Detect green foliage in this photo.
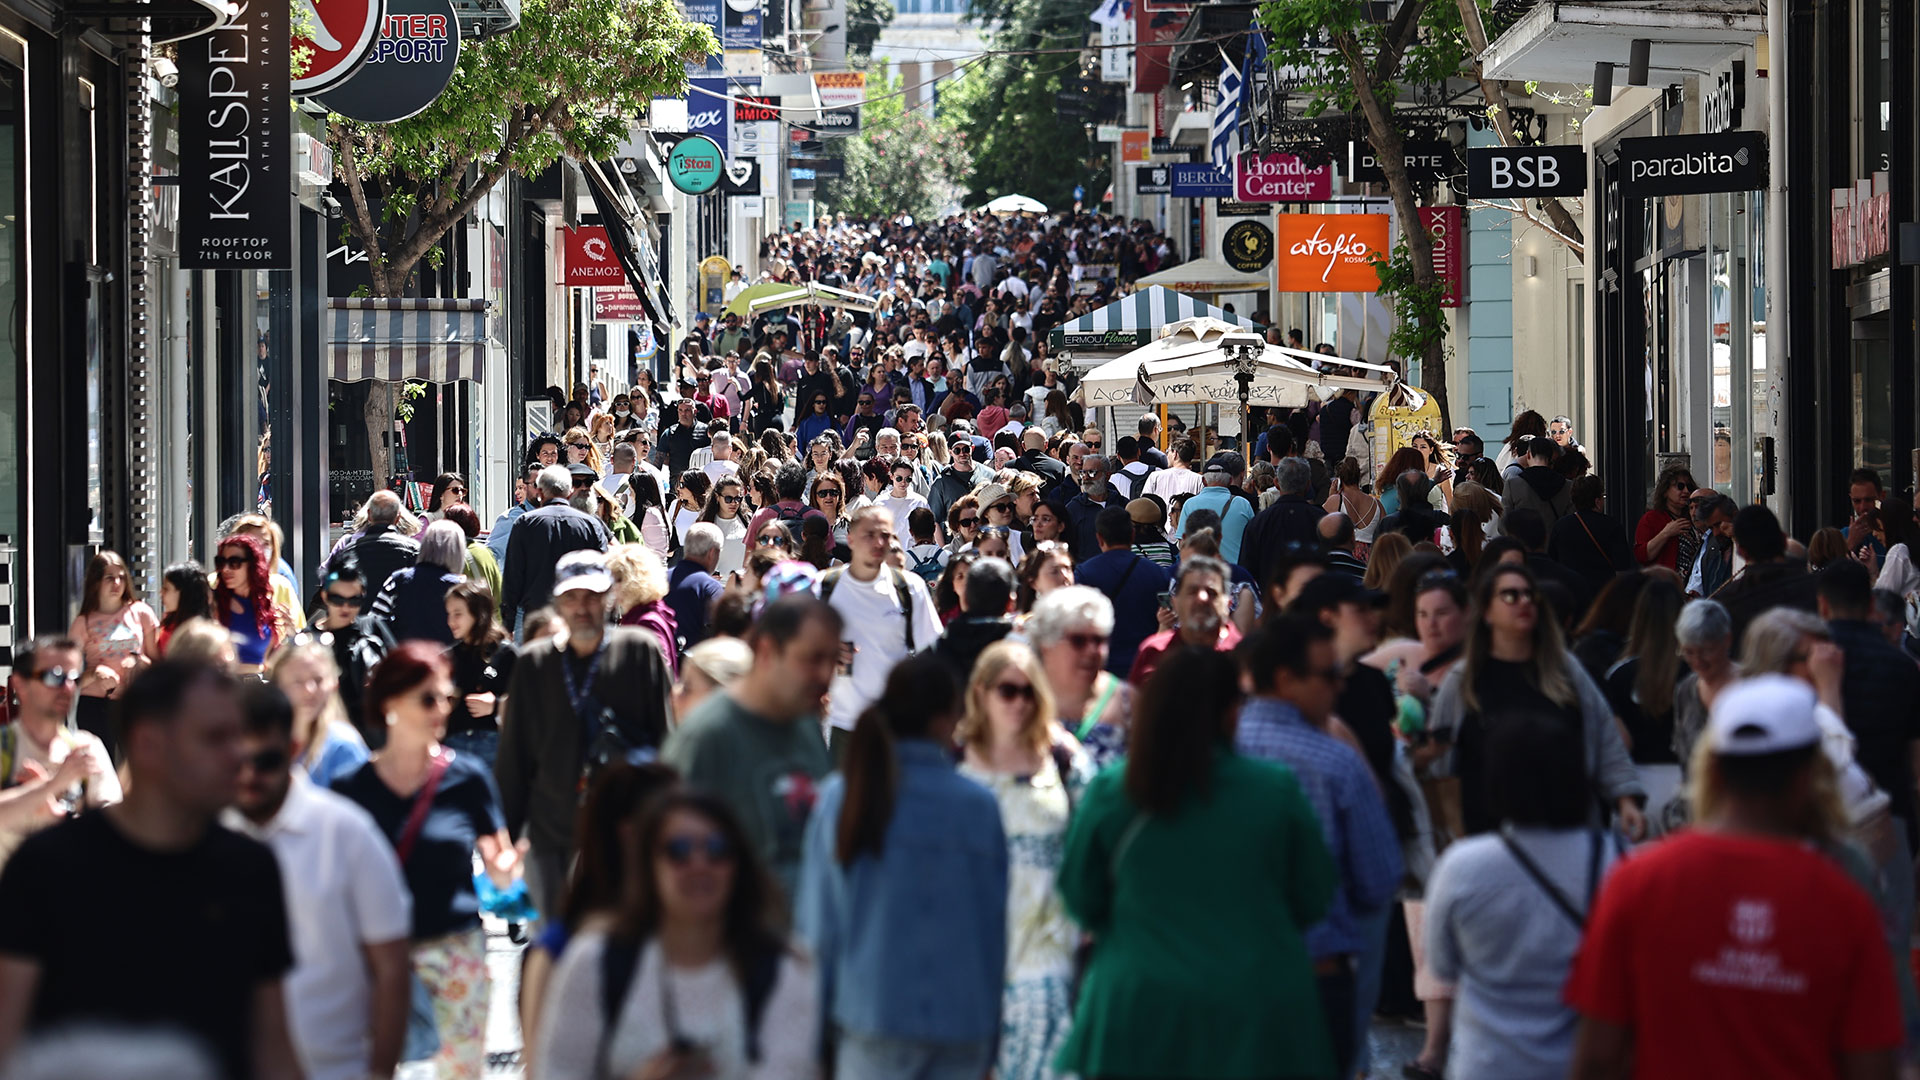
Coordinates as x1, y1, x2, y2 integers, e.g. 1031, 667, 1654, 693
845, 0, 894, 59
289, 0, 315, 80
1370, 237, 1451, 370
394, 380, 431, 423
329, 0, 715, 295
1258, 0, 1465, 125
820, 73, 970, 221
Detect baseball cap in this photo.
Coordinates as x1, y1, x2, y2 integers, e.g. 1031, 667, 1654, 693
567, 463, 599, 484
1289, 572, 1387, 613
1126, 498, 1164, 526
1707, 675, 1821, 757
1204, 451, 1246, 477
552, 550, 614, 595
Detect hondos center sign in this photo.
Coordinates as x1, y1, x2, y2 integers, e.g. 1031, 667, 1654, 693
1235, 152, 1332, 202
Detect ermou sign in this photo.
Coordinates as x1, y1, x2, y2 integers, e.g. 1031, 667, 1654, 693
1235, 152, 1332, 202
1274, 214, 1389, 292
1618, 130, 1767, 197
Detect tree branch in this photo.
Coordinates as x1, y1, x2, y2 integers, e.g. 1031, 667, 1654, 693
1454, 0, 1585, 259
332, 128, 388, 294
1467, 197, 1587, 257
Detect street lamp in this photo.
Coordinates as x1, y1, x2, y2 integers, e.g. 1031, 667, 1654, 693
1218, 330, 1265, 451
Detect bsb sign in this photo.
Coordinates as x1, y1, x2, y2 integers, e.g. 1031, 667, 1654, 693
1236, 152, 1332, 201
1617, 130, 1767, 197
1273, 214, 1389, 292
1465, 145, 1587, 199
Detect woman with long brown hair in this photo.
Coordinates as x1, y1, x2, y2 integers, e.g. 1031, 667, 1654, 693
70, 549, 159, 753
441, 580, 516, 770
1426, 563, 1647, 839
795, 653, 1007, 1076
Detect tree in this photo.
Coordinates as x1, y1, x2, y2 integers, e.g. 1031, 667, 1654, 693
820, 73, 971, 221
845, 0, 894, 60
1259, 0, 1465, 427
327, 0, 715, 298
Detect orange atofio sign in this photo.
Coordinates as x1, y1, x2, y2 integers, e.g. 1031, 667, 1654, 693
1273, 214, 1391, 292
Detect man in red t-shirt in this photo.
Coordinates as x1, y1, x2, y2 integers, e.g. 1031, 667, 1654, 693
1127, 555, 1240, 685
1566, 675, 1903, 1080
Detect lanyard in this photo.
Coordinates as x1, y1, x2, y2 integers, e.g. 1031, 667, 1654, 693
560, 637, 609, 725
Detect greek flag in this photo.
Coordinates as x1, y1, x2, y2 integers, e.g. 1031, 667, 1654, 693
1089, 0, 1130, 28
1210, 51, 1243, 171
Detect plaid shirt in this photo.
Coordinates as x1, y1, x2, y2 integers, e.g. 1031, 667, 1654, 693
1235, 697, 1404, 958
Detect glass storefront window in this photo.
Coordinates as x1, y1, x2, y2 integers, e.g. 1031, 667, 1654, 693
0, 48, 18, 548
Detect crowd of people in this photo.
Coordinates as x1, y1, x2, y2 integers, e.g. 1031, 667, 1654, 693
0, 210, 1917, 1080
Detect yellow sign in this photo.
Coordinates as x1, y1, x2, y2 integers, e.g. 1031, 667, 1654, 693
699, 255, 734, 316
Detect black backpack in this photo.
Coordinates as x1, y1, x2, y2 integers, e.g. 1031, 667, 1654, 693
773, 503, 811, 526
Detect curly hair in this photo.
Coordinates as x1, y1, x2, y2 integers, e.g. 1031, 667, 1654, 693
214, 532, 277, 639
607, 542, 670, 613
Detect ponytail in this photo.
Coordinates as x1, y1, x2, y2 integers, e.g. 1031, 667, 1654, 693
833, 654, 958, 867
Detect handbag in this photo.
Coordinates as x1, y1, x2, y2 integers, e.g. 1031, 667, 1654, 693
395, 750, 453, 1064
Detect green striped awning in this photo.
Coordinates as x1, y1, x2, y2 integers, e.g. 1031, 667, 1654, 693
1048, 286, 1253, 355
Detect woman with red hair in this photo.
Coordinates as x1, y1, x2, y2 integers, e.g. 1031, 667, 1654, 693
212, 532, 291, 674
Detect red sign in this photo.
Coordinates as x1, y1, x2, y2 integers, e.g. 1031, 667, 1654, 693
1235, 153, 1333, 202
592, 287, 649, 322
292, 0, 387, 93
1131, 0, 1192, 95
1274, 214, 1391, 292
1420, 206, 1463, 308
734, 95, 778, 122
565, 226, 625, 287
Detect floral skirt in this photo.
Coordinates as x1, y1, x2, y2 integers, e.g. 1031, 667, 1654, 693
999, 973, 1073, 1080
413, 927, 490, 1080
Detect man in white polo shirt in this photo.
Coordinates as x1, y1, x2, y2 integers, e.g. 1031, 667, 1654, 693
225, 683, 411, 1080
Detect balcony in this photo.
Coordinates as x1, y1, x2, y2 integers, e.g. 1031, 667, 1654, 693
1481, 0, 1763, 85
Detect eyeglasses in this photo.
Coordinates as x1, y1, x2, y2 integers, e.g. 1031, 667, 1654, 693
992, 681, 1036, 703
661, 832, 735, 866
721, 494, 744, 504
1063, 632, 1108, 651
1495, 587, 1536, 606
243, 748, 289, 773
26, 666, 79, 688
568, 442, 592, 452
215, 555, 250, 570
323, 591, 361, 607
758, 534, 789, 547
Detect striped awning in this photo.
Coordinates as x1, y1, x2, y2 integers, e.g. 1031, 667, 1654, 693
1048, 286, 1253, 356
329, 298, 489, 383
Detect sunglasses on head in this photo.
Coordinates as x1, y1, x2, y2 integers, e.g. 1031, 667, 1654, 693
215, 554, 250, 570
661, 832, 734, 866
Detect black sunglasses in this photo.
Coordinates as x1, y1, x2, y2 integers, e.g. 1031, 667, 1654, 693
992, 681, 1036, 703
26, 666, 79, 689
568, 442, 592, 451
957, 516, 978, 528
215, 555, 250, 570
323, 591, 360, 607
661, 833, 734, 866
721, 494, 744, 504
244, 748, 289, 773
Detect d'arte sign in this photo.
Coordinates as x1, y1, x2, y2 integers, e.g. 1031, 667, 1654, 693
179, 0, 291, 269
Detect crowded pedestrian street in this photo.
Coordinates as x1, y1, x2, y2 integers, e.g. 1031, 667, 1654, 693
0, 0, 1917, 1076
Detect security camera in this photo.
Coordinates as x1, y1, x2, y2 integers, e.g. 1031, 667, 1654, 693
150, 56, 179, 89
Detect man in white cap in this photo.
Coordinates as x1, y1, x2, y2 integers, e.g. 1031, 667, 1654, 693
1566, 674, 1903, 1080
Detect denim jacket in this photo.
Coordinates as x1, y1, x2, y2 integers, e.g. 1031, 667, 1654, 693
796, 739, 1008, 1045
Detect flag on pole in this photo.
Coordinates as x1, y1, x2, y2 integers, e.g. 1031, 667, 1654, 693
1089, 0, 1131, 29
1210, 49, 1244, 170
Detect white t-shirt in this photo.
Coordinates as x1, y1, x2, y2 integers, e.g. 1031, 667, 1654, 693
703, 458, 742, 484
1142, 465, 1203, 502
825, 567, 942, 731
878, 491, 931, 538
712, 513, 750, 577
224, 777, 412, 1080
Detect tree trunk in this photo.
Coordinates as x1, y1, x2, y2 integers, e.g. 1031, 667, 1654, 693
364, 382, 393, 491
1454, 0, 1584, 259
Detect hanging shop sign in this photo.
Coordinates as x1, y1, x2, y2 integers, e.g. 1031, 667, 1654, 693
1832, 182, 1891, 269
180, 0, 291, 268
565, 226, 626, 287
1349, 140, 1454, 184
1217, 200, 1270, 217
722, 0, 761, 52
1135, 165, 1172, 194
315, 0, 460, 123
1419, 206, 1463, 308
1170, 162, 1231, 198
812, 108, 861, 134
1273, 213, 1389, 292
686, 78, 729, 144
721, 158, 761, 194
593, 287, 649, 322
734, 95, 779, 122
292, 0, 386, 93
1617, 130, 1767, 197
1121, 129, 1150, 162
668, 134, 725, 194
1465, 145, 1587, 199
1221, 219, 1274, 273
813, 71, 865, 110
1235, 152, 1333, 202
683, 0, 723, 75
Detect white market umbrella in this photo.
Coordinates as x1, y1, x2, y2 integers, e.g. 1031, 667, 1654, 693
722, 281, 879, 318
1077, 316, 1393, 409
984, 193, 1047, 215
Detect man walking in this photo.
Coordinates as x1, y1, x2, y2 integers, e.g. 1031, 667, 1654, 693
1241, 457, 1326, 588
501, 464, 612, 631
822, 506, 941, 758
496, 551, 674, 918
1127, 556, 1238, 685
323, 490, 420, 614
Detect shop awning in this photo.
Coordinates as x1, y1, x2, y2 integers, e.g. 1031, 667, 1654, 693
1133, 256, 1271, 295
1048, 285, 1252, 357
579, 156, 678, 330
1483, 1, 1763, 83
328, 299, 489, 383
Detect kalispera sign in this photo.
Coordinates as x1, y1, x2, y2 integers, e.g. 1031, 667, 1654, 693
180, 0, 291, 268
1274, 214, 1389, 292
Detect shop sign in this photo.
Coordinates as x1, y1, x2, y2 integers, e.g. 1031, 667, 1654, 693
1419, 206, 1462, 308
1221, 219, 1274, 273
1217, 200, 1270, 217
565, 226, 626, 286
1170, 162, 1231, 198
1349, 140, 1454, 184
1135, 165, 1171, 194
686, 78, 728, 143
314, 0, 460, 123
722, 0, 760, 52
683, 0, 723, 75
1062, 329, 1152, 350
721, 158, 760, 194
668, 134, 725, 194
1121, 129, 1150, 162
734, 95, 778, 122
292, 0, 385, 93
1274, 213, 1389, 292
1099, 16, 1131, 83
802, 157, 845, 177
789, 165, 817, 184
1618, 131, 1767, 197
813, 108, 860, 134
1832, 183, 1891, 268
180, 0, 292, 269
1703, 60, 1745, 134
1235, 152, 1333, 202
593, 287, 649, 322
1095, 124, 1122, 142
812, 71, 865, 110
1465, 145, 1586, 198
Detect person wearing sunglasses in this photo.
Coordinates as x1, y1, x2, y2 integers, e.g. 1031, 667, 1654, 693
956, 640, 1088, 1080
693, 477, 751, 577
225, 680, 411, 1080
302, 555, 394, 739
1428, 563, 1646, 842
214, 533, 295, 675
335, 643, 523, 1080
1027, 586, 1132, 772
0, 635, 120, 861
535, 790, 817, 1080
424, 471, 467, 521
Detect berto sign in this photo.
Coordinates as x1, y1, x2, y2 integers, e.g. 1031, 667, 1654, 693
668, 134, 725, 195
1617, 131, 1766, 197
1235, 152, 1332, 202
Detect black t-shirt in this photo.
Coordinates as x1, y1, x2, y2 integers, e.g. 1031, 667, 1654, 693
1338, 663, 1413, 838
0, 813, 293, 1080
1456, 657, 1583, 835
446, 639, 518, 736
333, 753, 505, 940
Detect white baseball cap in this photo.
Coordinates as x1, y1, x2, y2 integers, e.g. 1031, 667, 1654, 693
1708, 674, 1821, 757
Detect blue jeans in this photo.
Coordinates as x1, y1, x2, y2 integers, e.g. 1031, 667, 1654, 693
1350, 903, 1395, 1080
834, 1034, 992, 1080
441, 729, 499, 773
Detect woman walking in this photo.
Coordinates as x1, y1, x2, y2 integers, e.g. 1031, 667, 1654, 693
266, 639, 369, 787
70, 550, 158, 755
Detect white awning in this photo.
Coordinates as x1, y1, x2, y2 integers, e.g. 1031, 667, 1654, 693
329, 299, 489, 383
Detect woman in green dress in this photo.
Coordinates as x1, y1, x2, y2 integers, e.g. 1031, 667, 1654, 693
1054, 646, 1338, 1079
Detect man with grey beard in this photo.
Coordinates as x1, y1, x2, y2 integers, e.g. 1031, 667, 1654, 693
1065, 455, 1118, 562
501, 464, 611, 633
